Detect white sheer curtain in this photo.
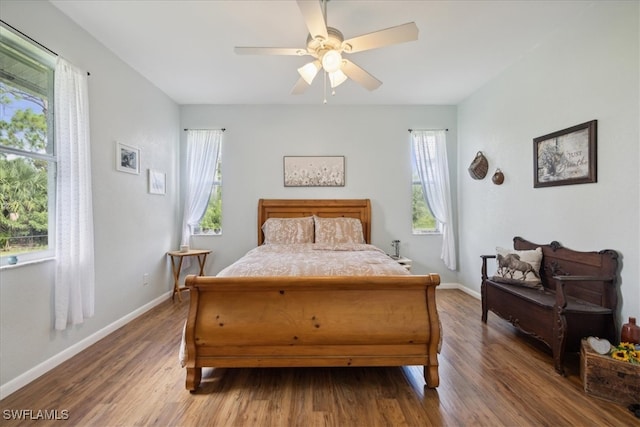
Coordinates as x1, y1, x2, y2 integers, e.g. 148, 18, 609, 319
180, 130, 222, 248
54, 58, 95, 330
411, 130, 457, 270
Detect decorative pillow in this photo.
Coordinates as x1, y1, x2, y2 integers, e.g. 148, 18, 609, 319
314, 216, 365, 244
261, 216, 314, 244
492, 246, 543, 289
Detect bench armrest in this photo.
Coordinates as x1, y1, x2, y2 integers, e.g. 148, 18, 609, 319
480, 255, 496, 281
551, 275, 615, 309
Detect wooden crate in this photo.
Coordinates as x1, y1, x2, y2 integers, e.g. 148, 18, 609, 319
580, 339, 640, 405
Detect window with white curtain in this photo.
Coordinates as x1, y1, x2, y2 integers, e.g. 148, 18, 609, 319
411, 129, 456, 270
0, 23, 56, 265
193, 154, 222, 235
411, 131, 440, 234
181, 130, 222, 243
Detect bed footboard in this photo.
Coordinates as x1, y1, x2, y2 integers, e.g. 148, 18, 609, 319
184, 274, 441, 391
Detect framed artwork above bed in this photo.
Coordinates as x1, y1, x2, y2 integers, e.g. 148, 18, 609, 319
283, 156, 345, 187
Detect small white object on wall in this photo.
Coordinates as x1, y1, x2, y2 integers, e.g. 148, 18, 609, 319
148, 169, 166, 195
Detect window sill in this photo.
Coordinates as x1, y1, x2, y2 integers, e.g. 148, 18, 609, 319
0, 257, 55, 270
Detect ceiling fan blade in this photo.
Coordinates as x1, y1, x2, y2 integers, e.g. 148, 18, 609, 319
296, 0, 328, 41
343, 22, 418, 53
291, 77, 310, 95
341, 60, 382, 91
234, 47, 308, 56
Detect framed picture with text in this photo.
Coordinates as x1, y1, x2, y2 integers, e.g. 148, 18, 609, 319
533, 120, 597, 188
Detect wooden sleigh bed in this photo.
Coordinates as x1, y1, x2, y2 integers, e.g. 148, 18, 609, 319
183, 199, 441, 391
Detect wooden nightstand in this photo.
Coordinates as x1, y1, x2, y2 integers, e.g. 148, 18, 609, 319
391, 256, 412, 272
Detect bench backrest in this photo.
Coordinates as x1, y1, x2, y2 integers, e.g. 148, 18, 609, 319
513, 237, 618, 309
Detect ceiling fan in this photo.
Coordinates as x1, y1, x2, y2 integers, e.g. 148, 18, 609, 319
234, 0, 418, 97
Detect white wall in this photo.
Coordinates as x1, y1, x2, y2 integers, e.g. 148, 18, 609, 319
0, 0, 180, 395
180, 105, 458, 282
457, 1, 639, 323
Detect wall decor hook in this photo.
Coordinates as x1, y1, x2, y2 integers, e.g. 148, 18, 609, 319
492, 168, 505, 185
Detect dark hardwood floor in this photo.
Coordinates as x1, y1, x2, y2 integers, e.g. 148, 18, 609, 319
1, 289, 637, 426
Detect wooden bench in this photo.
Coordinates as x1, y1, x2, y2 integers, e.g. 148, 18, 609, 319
481, 237, 619, 375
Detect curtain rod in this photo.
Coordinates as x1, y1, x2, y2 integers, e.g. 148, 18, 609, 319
1, 19, 91, 76
408, 128, 449, 132
183, 128, 226, 132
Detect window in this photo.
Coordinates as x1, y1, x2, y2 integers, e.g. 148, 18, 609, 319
411, 129, 456, 268
195, 153, 222, 235
181, 129, 222, 244
412, 168, 438, 234
411, 134, 439, 234
0, 24, 56, 264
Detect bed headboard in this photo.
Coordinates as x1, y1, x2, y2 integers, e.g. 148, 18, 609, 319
257, 199, 371, 246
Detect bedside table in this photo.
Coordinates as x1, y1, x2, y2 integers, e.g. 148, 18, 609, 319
390, 256, 412, 272
167, 249, 211, 302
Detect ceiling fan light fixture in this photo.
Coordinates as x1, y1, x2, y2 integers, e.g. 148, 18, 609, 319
329, 69, 348, 88
234, 1, 419, 99
321, 49, 342, 73
297, 60, 321, 84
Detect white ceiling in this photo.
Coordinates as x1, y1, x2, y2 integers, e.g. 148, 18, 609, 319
50, 0, 593, 106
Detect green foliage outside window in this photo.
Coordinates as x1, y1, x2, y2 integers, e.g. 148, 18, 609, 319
196, 154, 222, 234
0, 86, 50, 253
412, 183, 437, 233
198, 185, 222, 233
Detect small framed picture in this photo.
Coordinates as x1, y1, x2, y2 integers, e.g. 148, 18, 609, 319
116, 142, 140, 174
148, 169, 166, 195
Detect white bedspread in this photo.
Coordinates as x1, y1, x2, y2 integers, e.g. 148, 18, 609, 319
217, 243, 410, 277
